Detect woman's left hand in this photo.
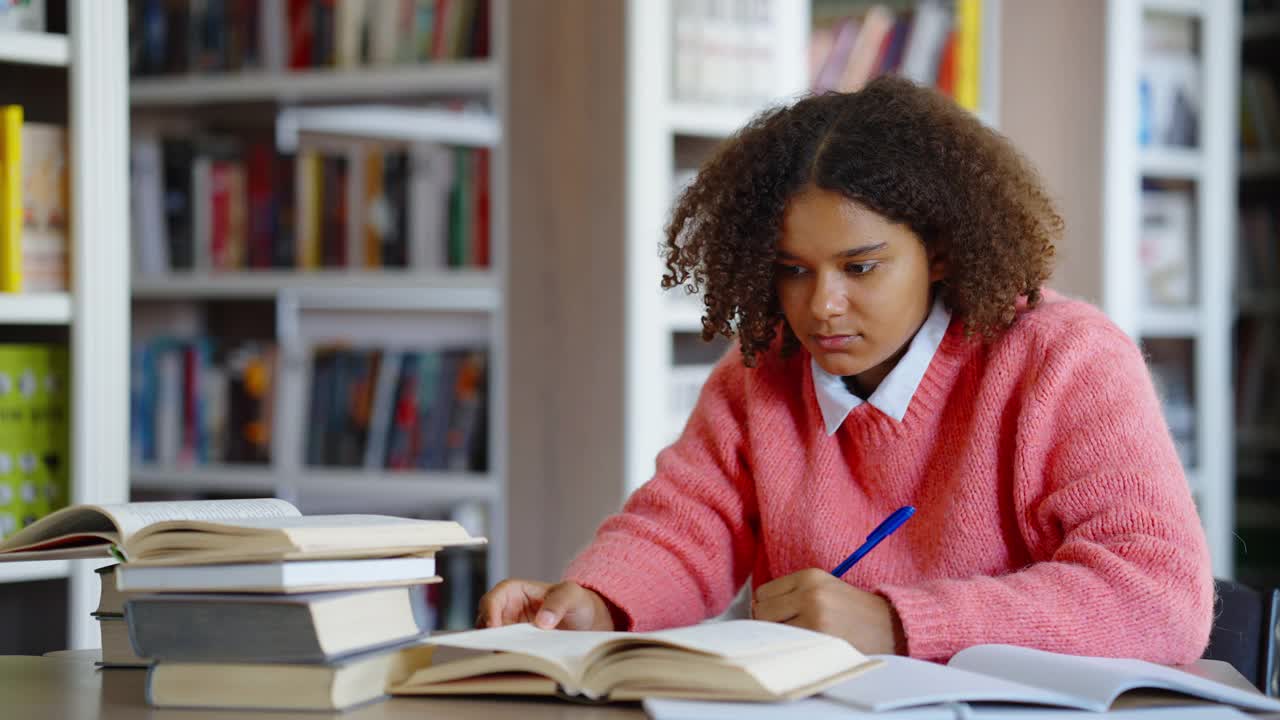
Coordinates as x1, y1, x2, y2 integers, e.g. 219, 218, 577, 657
751, 568, 906, 655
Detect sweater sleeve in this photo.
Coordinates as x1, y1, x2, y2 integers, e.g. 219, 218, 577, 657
562, 352, 759, 631
878, 317, 1214, 664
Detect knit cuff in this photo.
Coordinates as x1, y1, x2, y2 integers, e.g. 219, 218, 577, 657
878, 582, 972, 662
563, 536, 707, 632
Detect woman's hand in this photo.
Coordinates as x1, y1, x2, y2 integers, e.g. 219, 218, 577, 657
476, 579, 619, 631
751, 568, 906, 655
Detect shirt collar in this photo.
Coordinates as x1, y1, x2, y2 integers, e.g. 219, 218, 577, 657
810, 297, 952, 434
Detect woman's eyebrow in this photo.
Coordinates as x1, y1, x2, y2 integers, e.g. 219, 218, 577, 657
775, 242, 888, 261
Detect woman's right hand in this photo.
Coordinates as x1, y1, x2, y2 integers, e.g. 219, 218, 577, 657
476, 579, 619, 631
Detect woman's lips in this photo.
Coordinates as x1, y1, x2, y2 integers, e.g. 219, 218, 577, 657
814, 334, 859, 351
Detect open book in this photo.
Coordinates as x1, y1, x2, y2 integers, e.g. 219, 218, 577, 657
0, 499, 301, 561
388, 620, 881, 702
818, 646, 1280, 713
0, 499, 485, 565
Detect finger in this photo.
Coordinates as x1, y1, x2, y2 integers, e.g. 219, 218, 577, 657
535, 583, 587, 629
480, 580, 547, 627
753, 574, 800, 603
750, 593, 800, 625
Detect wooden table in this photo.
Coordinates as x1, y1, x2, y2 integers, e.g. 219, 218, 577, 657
0, 654, 646, 720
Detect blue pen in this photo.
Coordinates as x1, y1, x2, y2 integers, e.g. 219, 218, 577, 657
831, 506, 915, 579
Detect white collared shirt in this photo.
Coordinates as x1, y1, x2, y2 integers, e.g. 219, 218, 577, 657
810, 297, 952, 434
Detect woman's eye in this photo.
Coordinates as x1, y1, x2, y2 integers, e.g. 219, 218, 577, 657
775, 264, 806, 277
846, 262, 877, 276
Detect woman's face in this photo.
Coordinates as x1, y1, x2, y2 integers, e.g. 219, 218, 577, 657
775, 186, 943, 390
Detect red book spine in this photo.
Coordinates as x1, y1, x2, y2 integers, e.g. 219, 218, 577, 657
210, 163, 232, 270
287, 0, 314, 69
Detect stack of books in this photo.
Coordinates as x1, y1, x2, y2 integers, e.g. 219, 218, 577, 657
0, 497, 483, 711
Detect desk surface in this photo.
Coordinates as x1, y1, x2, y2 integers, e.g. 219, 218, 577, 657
0, 655, 646, 720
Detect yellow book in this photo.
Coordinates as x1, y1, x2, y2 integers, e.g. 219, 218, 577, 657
956, 0, 982, 112
0, 105, 23, 292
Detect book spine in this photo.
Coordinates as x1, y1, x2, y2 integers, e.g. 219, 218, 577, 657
0, 106, 23, 292
955, 0, 982, 111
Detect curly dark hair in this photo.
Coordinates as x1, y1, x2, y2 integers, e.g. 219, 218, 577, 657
661, 75, 1061, 367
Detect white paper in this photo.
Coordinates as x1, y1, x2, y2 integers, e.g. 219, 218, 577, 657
950, 645, 1280, 713
823, 656, 1087, 712
645, 697, 959, 720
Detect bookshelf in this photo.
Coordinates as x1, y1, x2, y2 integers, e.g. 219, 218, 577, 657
125, 0, 510, 617
1235, 6, 1280, 589
1101, 0, 1236, 575
0, 2, 131, 650
624, 0, 1003, 494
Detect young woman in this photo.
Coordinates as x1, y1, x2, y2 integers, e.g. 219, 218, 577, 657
478, 76, 1212, 664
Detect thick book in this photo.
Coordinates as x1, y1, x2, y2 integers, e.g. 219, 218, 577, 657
388, 620, 880, 703
816, 647, 1280, 713
115, 556, 438, 593
120, 513, 483, 566
147, 643, 428, 712
0, 498, 301, 561
98, 616, 150, 668
127, 585, 432, 663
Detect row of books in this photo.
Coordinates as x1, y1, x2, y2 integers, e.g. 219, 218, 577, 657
0, 0, 42, 31
0, 344, 68, 539
307, 346, 489, 473
129, 0, 490, 76
131, 133, 490, 274
672, 0, 784, 106
1140, 186, 1195, 308
809, 0, 983, 110
0, 106, 70, 294
1238, 204, 1280, 295
1242, 68, 1280, 156
130, 338, 277, 467
1236, 317, 1280, 433
1138, 14, 1198, 149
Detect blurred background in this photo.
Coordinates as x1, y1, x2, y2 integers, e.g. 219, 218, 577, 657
0, 0, 1274, 654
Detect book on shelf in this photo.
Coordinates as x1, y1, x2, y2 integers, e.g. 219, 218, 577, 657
1138, 13, 1199, 149
309, 345, 489, 473
1241, 68, 1280, 156
128, 585, 435, 662
115, 555, 438, 593
0, 0, 44, 32
147, 641, 429, 711
673, 0, 781, 105
129, 0, 489, 77
0, 344, 69, 540
809, 0, 982, 111
130, 337, 276, 467
389, 620, 879, 703
0, 107, 71, 294
1140, 186, 1194, 307
130, 130, 487, 276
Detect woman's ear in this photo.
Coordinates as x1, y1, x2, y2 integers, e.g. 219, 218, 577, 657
927, 248, 947, 283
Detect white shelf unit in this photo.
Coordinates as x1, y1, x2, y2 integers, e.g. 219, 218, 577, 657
129, 61, 496, 105
1102, 0, 1236, 575
625, 0, 1003, 493
127, 4, 511, 591
0, 3, 132, 648
0, 294, 72, 324
0, 30, 69, 66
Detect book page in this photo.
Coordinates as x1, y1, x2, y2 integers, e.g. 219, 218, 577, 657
101, 499, 300, 540
124, 515, 483, 559
424, 623, 625, 685
0, 499, 298, 554
645, 697, 959, 720
610, 620, 853, 660
822, 655, 1090, 712
951, 645, 1280, 713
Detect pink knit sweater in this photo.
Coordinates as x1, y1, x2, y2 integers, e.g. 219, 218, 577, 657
564, 293, 1213, 664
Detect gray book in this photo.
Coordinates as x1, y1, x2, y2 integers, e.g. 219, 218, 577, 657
127, 585, 432, 663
